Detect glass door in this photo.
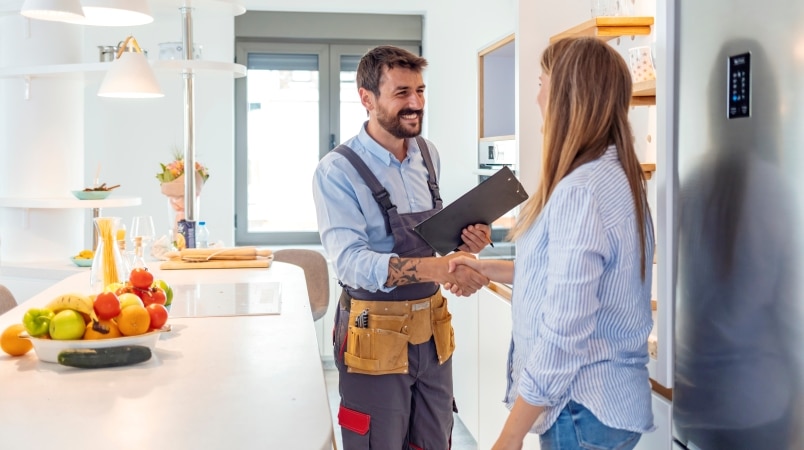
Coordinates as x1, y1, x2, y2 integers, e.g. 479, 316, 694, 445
235, 42, 419, 245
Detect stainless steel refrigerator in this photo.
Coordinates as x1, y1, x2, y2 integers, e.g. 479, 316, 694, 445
672, 0, 804, 449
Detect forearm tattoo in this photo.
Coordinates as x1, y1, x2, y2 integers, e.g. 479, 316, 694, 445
386, 257, 423, 287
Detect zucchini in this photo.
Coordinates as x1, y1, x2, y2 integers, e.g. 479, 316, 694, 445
57, 345, 152, 369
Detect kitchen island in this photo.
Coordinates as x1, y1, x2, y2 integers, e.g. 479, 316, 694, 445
0, 262, 334, 450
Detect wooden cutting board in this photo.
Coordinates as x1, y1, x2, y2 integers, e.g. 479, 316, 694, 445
160, 259, 272, 270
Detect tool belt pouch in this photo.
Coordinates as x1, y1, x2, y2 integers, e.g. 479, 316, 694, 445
344, 311, 410, 375
431, 295, 456, 364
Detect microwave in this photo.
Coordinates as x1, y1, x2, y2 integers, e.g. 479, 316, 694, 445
478, 138, 516, 166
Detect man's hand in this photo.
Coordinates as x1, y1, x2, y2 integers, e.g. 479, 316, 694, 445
385, 251, 488, 294
457, 223, 492, 254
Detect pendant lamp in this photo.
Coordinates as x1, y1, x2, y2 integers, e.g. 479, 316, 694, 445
64, 0, 153, 26
98, 36, 163, 99
20, 0, 85, 22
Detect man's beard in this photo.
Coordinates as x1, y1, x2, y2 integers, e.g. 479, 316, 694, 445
377, 107, 423, 139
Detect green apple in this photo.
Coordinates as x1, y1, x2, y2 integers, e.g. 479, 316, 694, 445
49, 310, 86, 340
118, 293, 144, 310
104, 282, 125, 293
152, 279, 173, 306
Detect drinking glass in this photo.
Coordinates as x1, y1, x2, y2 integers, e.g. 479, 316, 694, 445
130, 216, 156, 259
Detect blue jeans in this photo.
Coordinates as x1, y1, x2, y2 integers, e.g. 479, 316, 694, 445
540, 401, 642, 450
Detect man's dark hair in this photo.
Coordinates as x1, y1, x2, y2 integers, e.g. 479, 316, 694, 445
356, 45, 428, 97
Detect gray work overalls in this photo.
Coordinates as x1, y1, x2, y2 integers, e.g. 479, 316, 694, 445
332, 137, 455, 450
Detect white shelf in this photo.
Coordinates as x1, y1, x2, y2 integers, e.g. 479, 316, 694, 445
0, 60, 245, 80
0, 62, 109, 79
0, 196, 141, 209
152, 60, 247, 78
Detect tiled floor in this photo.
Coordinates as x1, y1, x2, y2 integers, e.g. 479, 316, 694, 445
323, 359, 478, 450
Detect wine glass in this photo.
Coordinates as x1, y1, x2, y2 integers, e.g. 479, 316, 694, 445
130, 216, 156, 259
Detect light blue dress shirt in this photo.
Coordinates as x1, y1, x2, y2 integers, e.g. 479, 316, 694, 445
312, 123, 441, 293
509, 146, 656, 434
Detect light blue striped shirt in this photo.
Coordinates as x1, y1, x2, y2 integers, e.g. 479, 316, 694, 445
312, 122, 440, 292
508, 146, 655, 434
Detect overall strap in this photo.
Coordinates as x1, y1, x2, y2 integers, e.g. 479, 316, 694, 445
333, 145, 395, 235
414, 136, 443, 209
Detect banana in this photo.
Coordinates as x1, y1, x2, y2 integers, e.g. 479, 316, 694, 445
45, 293, 97, 321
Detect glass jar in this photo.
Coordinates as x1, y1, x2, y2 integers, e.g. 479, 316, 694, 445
90, 217, 126, 293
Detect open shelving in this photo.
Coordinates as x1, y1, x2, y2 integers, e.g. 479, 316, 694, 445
549, 16, 656, 106
549, 16, 654, 43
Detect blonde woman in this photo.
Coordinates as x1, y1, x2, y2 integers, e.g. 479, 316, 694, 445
448, 37, 655, 449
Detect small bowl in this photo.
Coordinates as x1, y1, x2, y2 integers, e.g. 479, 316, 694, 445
27, 329, 163, 363
70, 257, 93, 267
72, 190, 111, 200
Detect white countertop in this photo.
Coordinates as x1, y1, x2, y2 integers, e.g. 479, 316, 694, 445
0, 263, 333, 450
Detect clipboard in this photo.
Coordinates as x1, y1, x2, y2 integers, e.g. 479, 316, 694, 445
413, 166, 528, 255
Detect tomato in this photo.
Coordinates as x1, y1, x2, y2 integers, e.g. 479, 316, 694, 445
115, 281, 134, 297
150, 287, 167, 306
134, 287, 155, 306
146, 304, 169, 330
93, 292, 121, 320
129, 268, 154, 289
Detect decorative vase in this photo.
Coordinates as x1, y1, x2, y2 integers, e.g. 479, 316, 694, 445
89, 217, 126, 293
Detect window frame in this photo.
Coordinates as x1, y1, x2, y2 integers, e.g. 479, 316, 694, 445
234, 40, 420, 246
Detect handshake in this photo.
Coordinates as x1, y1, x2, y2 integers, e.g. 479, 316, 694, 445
438, 251, 489, 297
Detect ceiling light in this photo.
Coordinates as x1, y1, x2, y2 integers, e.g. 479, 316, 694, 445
98, 36, 163, 99
65, 0, 153, 26
20, 0, 85, 22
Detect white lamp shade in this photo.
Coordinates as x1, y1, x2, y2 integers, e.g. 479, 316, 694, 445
98, 52, 164, 99
63, 0, 153, 26
20, 0, 85, 22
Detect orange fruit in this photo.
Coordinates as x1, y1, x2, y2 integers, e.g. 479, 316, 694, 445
83, 319, 122, 340
116, 305, 150, 336
1, 324, 33, 356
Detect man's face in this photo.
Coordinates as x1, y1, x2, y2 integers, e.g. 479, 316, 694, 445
372, 67, 425, 139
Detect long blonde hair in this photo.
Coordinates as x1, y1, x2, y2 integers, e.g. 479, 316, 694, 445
510, 37, 651, 279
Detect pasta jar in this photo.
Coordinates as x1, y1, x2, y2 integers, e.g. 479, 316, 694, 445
90, 217, 126, 293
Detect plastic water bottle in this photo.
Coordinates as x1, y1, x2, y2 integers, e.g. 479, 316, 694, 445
196, 221, 210, 248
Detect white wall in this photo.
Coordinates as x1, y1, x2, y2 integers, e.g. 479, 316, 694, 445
81, 9, 236, 248
82, 0, 518, 246
0, 0, 516, 263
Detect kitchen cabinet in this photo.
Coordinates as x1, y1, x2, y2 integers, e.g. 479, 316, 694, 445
446, 289, 480, 440
634, 392, 673, 450
477, 287, 512, 449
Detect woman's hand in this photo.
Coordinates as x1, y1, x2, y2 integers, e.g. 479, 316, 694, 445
457, 223, 492, 253
491, 396, 544, 450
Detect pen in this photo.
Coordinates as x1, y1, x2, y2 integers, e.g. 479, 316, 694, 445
488, 234, 495, 248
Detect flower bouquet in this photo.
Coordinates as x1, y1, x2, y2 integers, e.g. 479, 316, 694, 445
157, 148, 209, 248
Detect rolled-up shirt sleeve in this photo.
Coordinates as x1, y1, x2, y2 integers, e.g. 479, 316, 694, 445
312, 155, 396, 293
518, 186, 607, 406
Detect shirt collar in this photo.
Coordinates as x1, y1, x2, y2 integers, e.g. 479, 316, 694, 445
356, 121, 420, 166
602, 144, 618, 160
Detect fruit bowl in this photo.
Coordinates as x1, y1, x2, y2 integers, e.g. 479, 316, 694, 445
72, 190, 111, 200
70, 257, 93, 267
26, 330, 162, 363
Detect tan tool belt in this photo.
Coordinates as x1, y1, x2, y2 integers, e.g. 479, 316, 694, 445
344, 291, 456, 375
